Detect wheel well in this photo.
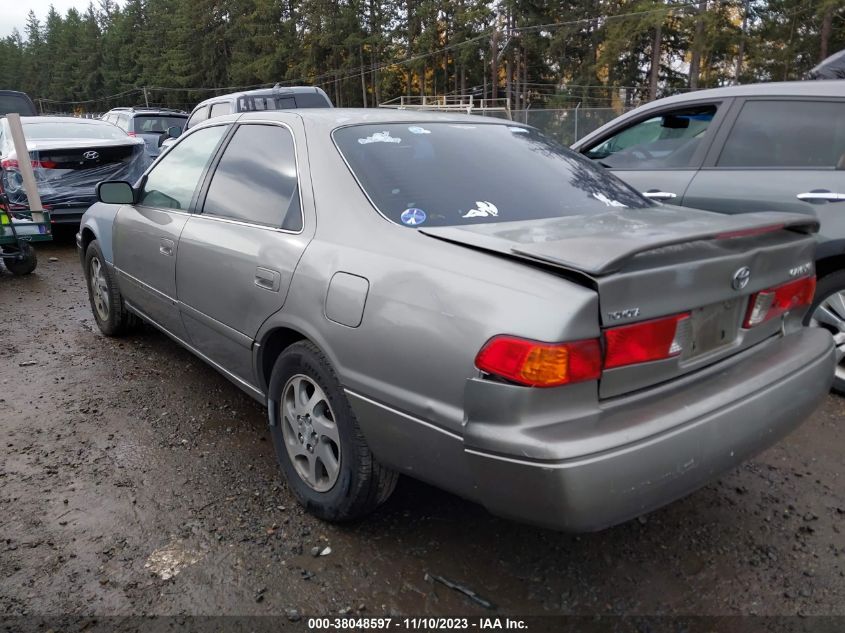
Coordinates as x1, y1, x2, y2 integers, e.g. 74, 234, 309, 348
259, 327, 307, 391
816, 255, 845, 280
81, 227, 96, 253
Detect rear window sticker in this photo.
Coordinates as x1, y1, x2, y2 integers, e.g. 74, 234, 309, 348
449, 124, 477, 130
400, 208, 427, 226
592, 192, 628, 208
358, 131, 401, 145
462, 201, 499, 219
408, 126, 431, 135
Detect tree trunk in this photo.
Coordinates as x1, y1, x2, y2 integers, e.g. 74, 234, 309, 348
490, 22, 498, 100
688, 0, 706, 90
820, 3, 833, 62
360, 45, 367, 107
649, 24, 662, 102
734, 0, 749, 83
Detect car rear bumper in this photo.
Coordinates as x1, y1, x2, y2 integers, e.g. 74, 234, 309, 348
464, 328, 834, 532
47, 206, 88, 225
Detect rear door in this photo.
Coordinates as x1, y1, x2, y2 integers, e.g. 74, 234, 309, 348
682, 97, 845, 255
175, 119, 313, 383
579, 99, 731, 203
113, 124, 230, 338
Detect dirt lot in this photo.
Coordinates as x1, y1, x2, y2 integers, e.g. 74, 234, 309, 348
1, 236, 844, 619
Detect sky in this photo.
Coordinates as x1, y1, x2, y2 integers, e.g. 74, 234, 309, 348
1, 1, 116, 38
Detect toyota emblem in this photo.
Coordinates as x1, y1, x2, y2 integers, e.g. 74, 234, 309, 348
83, 151, 100, 160
732, 266, 751, 291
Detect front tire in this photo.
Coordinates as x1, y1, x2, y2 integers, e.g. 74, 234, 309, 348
3, 242, 37, 275
807, 270, 845, 395
84, 240, 135, 336
268, 341, 397, 521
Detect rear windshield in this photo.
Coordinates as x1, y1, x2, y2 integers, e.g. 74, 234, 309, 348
22, 121, 129, 140
0, 94, 36, 116
133, 115, 187, 133
238, 93, 331, 112
333, 123, 651, 228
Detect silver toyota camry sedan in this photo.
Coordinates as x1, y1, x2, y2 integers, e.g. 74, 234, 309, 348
77, 109, 834, 531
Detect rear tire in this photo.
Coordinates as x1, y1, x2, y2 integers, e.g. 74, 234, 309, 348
806, 270, 845, 395
268, 341, 397, 521
85, 240, 136, 337
3, 242, 37, 275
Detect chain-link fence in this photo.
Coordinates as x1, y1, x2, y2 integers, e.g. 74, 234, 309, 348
474, 107, 629, 146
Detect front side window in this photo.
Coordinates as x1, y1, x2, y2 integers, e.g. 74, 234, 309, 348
209, 102, 232, 118
203, 124, 301, 230
186, 106, 209, 129
585, 105, 717, 169
334, 123, 650, 228
718, 100, 845, 168
139, 125, 228, 210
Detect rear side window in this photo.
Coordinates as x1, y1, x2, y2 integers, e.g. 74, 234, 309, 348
209, 102, 232, 118
203, 124, 302, 230
139, 125, 228, 210
186, 106, 209, 129
718, 100, 845, 168
334, 123, 650, 228
584, 105, 717, 169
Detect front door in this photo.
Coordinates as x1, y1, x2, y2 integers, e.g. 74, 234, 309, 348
113, 124, 229, 338
579, 100, 729, 203
176, 121, 312, 384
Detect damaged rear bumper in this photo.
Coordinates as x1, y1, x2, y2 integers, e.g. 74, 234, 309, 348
463, 328, 834, 532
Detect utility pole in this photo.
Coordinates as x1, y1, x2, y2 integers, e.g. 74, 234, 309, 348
490, 5, 499, 101
143, 86, 150, 107
734, 0, 750, 83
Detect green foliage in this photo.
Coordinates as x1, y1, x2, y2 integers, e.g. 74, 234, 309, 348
2, 0, 843, 113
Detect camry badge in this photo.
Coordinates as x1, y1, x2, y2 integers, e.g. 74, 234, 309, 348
83, 151, 100, 160
732, 266, 751, 291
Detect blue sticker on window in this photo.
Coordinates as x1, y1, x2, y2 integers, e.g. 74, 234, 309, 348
400, 208, 427, 226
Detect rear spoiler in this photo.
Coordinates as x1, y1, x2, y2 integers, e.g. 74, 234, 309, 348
421, 211, 818, 276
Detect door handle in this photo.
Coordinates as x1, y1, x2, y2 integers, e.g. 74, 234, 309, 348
159, 238, 175, 256
642, 190, 677, 201
797, 191, 845, 203
254, 267, 281, 292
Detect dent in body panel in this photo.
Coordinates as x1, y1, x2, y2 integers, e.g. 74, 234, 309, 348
325, 272, 369, 327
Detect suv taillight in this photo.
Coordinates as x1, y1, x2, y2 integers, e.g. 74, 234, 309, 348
743, 276, 816, 328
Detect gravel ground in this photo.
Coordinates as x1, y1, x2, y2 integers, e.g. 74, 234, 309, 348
1, 236, 843, 619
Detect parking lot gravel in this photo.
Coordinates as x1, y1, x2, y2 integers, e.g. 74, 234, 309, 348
1, 236, 844, 618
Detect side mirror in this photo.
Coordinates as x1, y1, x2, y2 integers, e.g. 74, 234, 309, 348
97, 181, 136, 205
158, 126, 183, 147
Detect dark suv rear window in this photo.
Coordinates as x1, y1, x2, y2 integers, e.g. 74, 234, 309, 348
0, 94, 36, 116
334, 123, 651, 227
133, 115, 187, 133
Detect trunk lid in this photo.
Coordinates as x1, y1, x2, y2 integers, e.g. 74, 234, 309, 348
421, 207, 819, 397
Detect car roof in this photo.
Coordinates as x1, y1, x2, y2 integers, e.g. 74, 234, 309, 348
17, 116, 112, 125
237, 107, 526, 131
196, 86, 327, 106
641, 79, 845, 107
108, 108, 188, 117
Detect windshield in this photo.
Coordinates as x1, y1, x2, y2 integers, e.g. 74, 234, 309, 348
333, 123, 651, 228
133, 115, 187, 134
22, 121, 130, 140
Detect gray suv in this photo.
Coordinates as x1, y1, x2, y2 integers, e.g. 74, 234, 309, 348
102, 107, 188, 158
572, 80, 845, 391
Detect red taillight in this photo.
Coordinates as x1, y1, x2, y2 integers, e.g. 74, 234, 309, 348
1, 158, 57, 169
743, 276, 816, 328
475, 336, 602, 387
604, 312, 690, 369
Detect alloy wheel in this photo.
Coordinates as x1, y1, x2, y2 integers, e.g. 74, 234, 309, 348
810, 290, 845, 381
281, 374, 341, 492
90, 256, 110, 321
